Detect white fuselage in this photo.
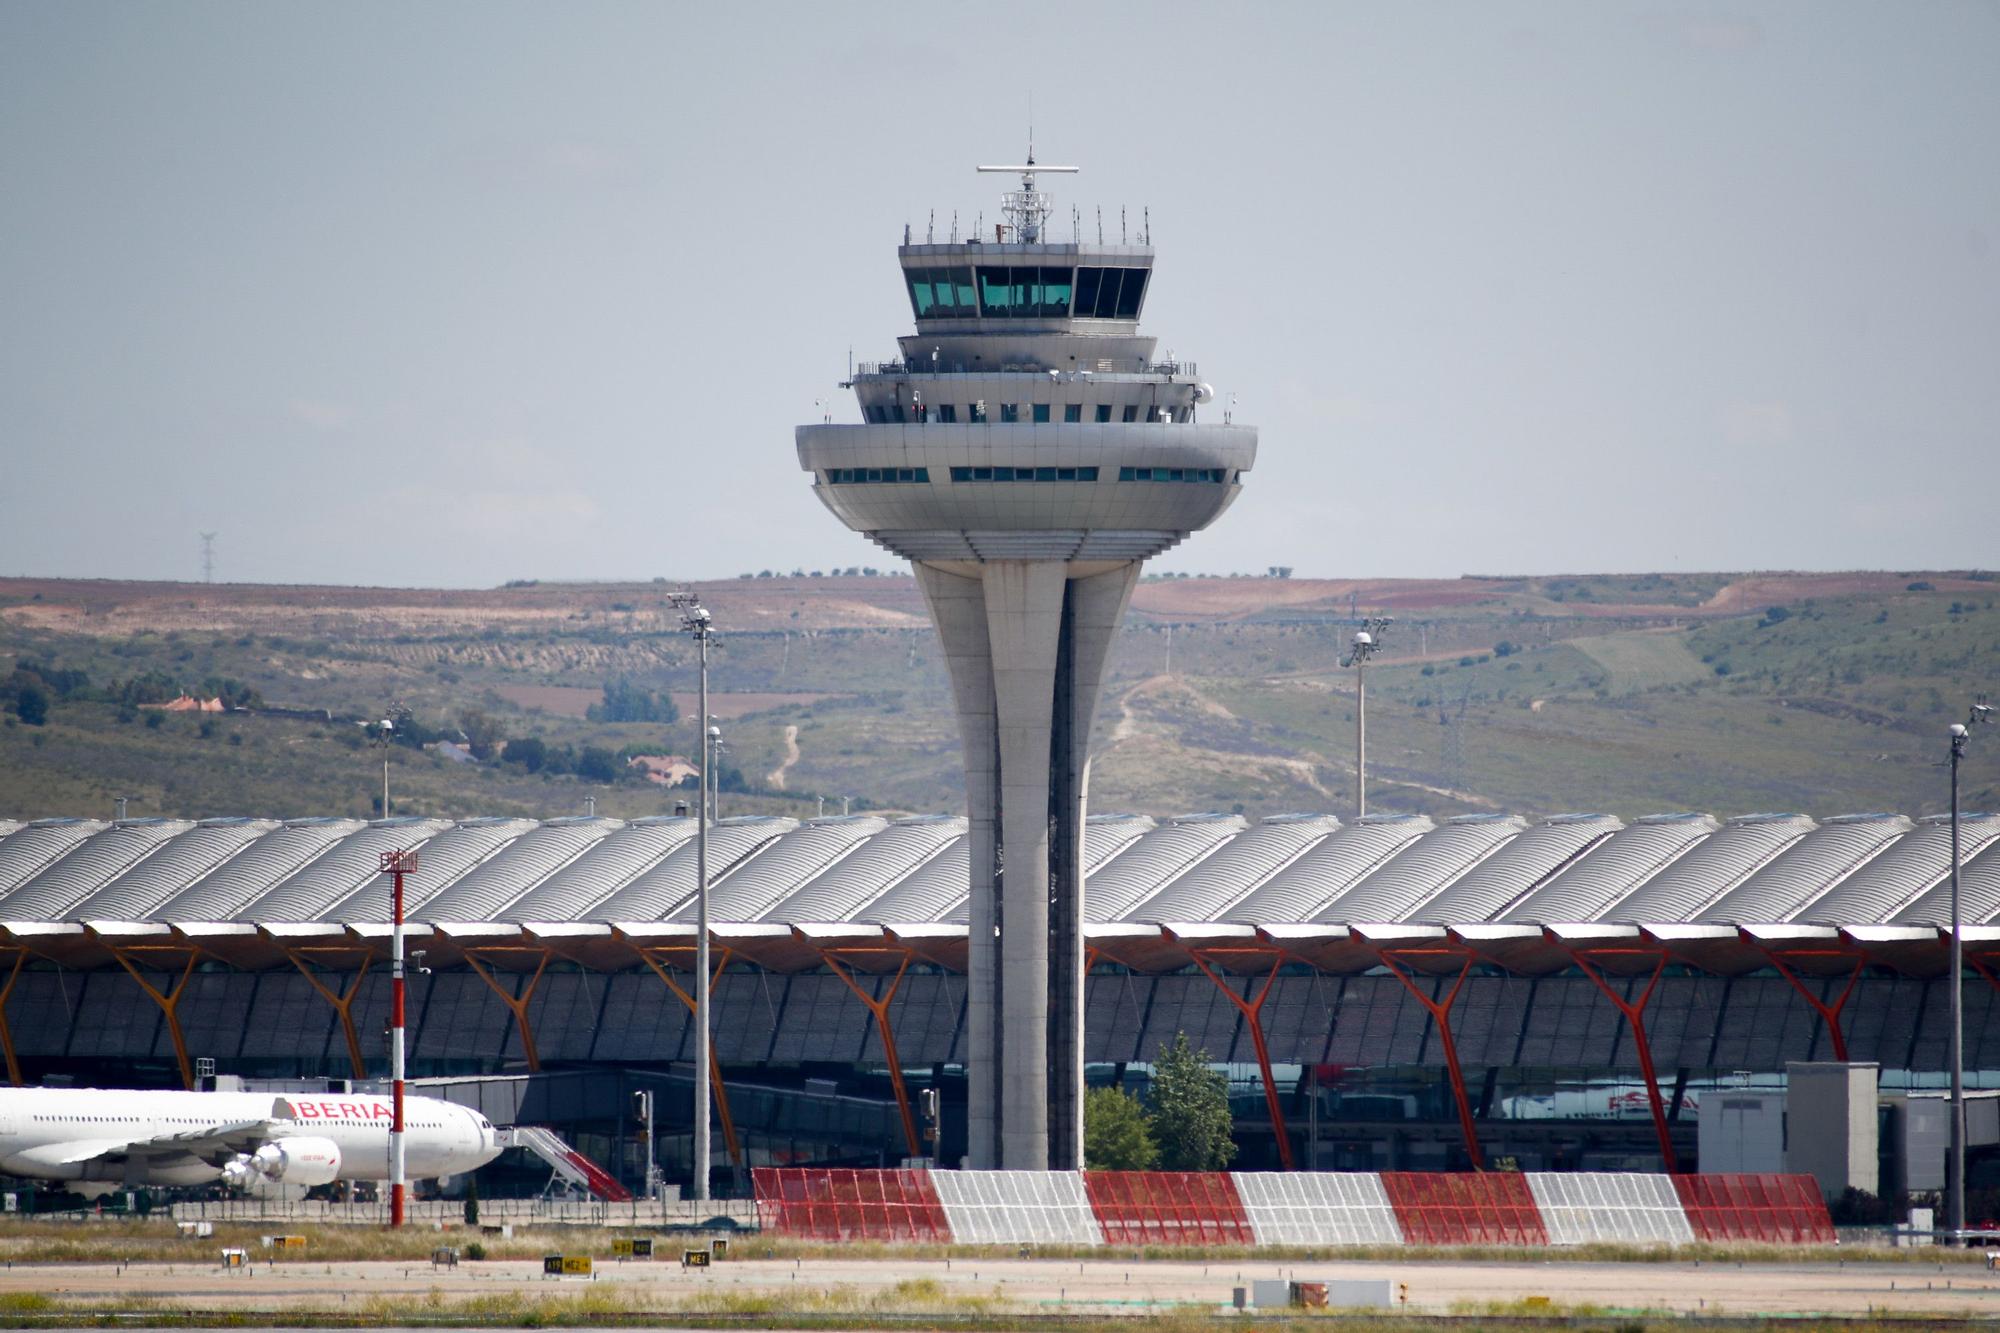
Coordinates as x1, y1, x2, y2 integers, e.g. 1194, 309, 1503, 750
0, 1087, 501, 1192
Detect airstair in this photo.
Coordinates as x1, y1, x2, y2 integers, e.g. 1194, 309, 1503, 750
499, 1125, 632, 1202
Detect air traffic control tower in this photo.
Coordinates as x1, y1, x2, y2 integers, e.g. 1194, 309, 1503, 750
796, 160, 1257, 1170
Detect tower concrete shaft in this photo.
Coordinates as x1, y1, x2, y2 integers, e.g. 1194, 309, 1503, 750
916, 561, 1134, 1167
796, 158, 1256, 1168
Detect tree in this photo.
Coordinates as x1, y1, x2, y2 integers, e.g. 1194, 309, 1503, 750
586, 678, 678, 724
458, 709, 505, 760
1146, 1032, 1236, 1170
576, 746, 620, 784
503, 736, 549, 773
13, 684, 48, 726
1083, 1086, 1158, 1171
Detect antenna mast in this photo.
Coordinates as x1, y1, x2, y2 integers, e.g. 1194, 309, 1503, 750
199, 532, 217, 584
976, 146, 1078, 243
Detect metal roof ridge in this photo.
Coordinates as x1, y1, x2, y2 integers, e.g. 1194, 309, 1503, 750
478, 819, 625, 920
831, 829, 966, 924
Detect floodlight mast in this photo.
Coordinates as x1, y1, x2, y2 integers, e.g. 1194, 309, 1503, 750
1950, 694, 1995, 1242
669, 590, 716, 1202
1340, 618, 1394, 818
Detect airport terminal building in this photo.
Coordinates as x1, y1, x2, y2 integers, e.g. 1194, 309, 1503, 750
0, 808, 1995, 1194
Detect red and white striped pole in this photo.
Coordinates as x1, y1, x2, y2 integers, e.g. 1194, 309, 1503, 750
379, 848, 418, 1228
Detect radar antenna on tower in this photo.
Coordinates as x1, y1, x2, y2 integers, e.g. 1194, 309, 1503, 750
976, 146, 1077, 243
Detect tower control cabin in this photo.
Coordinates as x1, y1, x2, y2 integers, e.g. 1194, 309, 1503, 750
796, 161, 1257, 1169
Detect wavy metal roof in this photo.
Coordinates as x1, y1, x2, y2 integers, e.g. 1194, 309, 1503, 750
590, 817, 795, 922
860, 834, 968, 923
762, 816, 964, 922
1894, 836, 2000, 925
1418, 813, 1622, 923
1224, 815, 1432, 923
1797, 814, 2000, 925
1083, 815, 1245, 923
147, 818, 364, 920
507, 817, 694, 921
2, 819, 192, 920
0, 820, 106, 895
1701, 814, 1911, 923
1599, 813, 1815, 923
2, 810, 1996, 951
677, 816, 882, 922
1498, 814, 1717, 924
1127, 814, 1340, 922
235, 817, 451, 921
1320, 815, 1527, 923
323, 817, 533, 923
418, 817, 619, 921
69, 817, 280, 920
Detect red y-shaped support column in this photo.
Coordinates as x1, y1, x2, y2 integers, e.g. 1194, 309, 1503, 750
820, 949, 921, 1159
1187, 950, 1295, 1171
1567, 950, 1679, 1173
1376, 950, 1482, 1170
1759, 950, 1864, 1063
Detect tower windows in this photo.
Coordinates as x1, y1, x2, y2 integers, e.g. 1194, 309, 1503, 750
1072, 267, 1149, 319
1095, 405, 1113, 423
948, 466, 1100, 483
975, 266, 1075, 318
905, 266, 978, 318
1032, 404, 1051, 423
999, 404, 1019, 423
825, 467, 931, 485
1117, 467, 1228, 483
1064, 404, 1082, 423
923, 264, 1149, 319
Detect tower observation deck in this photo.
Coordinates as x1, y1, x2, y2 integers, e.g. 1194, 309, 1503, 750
796, 160, 1257, 1170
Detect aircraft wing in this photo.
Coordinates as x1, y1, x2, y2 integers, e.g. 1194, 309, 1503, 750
121, 1117, 285, 1163
37, 1098, 296, 1172
8, 1139, 138, 1169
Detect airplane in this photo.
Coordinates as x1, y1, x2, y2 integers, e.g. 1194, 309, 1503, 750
0, 1086, 502, 1199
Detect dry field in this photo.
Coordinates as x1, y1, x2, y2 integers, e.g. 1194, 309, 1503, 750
0, 1251, 1993, 1321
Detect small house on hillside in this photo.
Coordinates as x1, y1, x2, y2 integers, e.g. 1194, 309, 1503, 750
627, 754, 698, 787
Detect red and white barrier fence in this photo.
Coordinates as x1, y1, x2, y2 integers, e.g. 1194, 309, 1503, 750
752, 1168, 1833, 1247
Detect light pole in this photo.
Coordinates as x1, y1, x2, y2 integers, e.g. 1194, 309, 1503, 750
1341, 617, 1393, 819
708, 726, 725, 823
670, 591, 715, 1202
1949, 696, 1996, 1241
368, 718, 394, 818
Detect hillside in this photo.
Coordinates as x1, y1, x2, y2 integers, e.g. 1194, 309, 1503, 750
2, 570, 1995, 826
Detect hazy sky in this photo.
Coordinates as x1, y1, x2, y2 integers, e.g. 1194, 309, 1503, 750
2, 3, 1994, 588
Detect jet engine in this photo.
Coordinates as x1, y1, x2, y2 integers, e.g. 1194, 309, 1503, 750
221, 1137, 341, 1190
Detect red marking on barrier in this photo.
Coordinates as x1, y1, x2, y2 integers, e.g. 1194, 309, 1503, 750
1672, 1173, 1834, 1244
1083, 1171, 1254, 1246
1380, 1172, 1548, 1246
752, 1168, 948, 1242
